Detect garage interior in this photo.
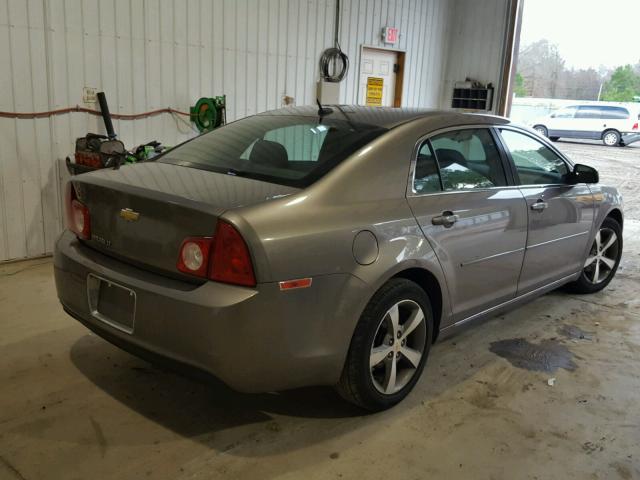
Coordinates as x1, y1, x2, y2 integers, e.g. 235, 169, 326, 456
1, 0, 638, 479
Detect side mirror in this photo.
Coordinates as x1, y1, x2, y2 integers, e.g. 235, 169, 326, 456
567, 163, 599, 184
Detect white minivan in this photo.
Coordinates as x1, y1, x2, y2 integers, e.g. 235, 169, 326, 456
532, 104, 640, 146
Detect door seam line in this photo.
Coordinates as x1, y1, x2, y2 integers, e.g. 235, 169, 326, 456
514, 187, 530, 297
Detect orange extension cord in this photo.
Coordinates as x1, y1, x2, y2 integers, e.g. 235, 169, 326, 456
0, 106, 190, 120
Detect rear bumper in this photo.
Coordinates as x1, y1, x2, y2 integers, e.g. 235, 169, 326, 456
621, 132, 640, 146
54, 230, 368, 392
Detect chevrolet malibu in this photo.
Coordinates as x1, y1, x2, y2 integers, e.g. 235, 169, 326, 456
55, 106, 623, 411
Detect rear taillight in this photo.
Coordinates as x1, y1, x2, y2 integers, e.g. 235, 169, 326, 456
177, 237, 213, 277
177, 220, 256, 287
65, 183, 91, 240
210, 221, 256, 287
633, 122, 638, 130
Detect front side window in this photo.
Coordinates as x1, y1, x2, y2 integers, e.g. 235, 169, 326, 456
160, 115, 386, 188
500, 130, 569, 185
554, 107, 577, 118
576, 106, 602, 119
413, 128, 507, 193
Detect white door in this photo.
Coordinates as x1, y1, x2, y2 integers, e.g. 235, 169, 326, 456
572, 106, 603, 136
547, 106, 578, 136
359, 48, 398, 107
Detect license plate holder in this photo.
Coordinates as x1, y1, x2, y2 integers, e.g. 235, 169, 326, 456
87, 274, 136, 334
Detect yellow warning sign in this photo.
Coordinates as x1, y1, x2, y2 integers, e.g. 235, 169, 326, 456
366, 77, 384, 106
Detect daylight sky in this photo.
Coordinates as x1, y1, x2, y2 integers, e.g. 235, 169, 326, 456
519, 0, 640, 70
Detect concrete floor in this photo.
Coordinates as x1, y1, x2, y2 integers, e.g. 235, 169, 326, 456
1, 141, 639, 480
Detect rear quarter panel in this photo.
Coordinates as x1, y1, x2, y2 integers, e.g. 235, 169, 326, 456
224, 120, 462, 331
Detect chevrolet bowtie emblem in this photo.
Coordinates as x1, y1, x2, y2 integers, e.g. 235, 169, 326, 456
119, 208, 140, 222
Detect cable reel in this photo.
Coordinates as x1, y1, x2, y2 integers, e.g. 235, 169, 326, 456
190, 96, 227, 133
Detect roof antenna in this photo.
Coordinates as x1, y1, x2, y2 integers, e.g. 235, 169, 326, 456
317, 98, 333, 116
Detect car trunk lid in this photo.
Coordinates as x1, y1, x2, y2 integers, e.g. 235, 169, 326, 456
71, 162, 299, 279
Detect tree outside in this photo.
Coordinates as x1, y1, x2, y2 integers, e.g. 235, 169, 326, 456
601, 65, 640, 102
513, 73, 527, 97
515, 40, 640, 102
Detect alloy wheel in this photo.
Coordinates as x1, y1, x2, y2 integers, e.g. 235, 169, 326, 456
584, 227, 619, 284
603, 132, 619, 146
369, 300, 427, 395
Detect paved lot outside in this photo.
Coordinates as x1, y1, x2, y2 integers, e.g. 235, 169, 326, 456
554, 139, 640, 220
0, 141, 638, 480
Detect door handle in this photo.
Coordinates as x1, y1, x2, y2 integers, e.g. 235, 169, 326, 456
431, 211, 458, 227
530, 200, 548, 211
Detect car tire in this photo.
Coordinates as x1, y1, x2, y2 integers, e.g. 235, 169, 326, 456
564, 217, 622, 294
602, 129, 621, 147
336, 278, 433, 411
533, 125, 548, 138
549, 136, 560, 141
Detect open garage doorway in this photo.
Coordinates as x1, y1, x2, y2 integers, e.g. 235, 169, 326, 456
359, 47, 405, 107
507, 0, 640, 148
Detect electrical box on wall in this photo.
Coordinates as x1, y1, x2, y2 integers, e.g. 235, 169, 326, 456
82, 87, 97, 105
317, 80, 341, 105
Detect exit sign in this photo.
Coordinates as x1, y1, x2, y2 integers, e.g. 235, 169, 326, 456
382, 27, 398, 44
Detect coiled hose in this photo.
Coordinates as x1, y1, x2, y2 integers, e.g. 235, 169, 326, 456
320, 47, 349, 82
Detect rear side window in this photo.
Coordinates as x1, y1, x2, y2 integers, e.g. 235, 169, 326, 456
413, 128, 507, 193
499, 130, 569, 185
575, 106, 630, 120
413, 143, 442, 194
160, 115, 386, 188
599, 106, 630, 119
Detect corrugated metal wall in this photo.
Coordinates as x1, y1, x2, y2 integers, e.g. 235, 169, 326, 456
442, 0, 510, 109
0, 0, 510, 262
337, 0, 452, 108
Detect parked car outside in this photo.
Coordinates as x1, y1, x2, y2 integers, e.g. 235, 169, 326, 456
531, 103, 640, 146
54, 106, 624, 411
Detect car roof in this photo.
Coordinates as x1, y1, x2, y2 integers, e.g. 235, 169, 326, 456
564, 104, 633, 109
256, 105, 510, 129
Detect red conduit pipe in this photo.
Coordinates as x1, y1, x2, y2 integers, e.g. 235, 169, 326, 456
0, 106, 190, 120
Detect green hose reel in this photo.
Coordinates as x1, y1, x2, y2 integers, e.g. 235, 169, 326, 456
190, 96, 227, 133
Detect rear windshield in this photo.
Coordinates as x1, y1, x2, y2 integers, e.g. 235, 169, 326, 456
159, 115, 387, 187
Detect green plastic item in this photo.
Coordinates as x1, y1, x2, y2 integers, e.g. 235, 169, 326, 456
190, 96, 227, 132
